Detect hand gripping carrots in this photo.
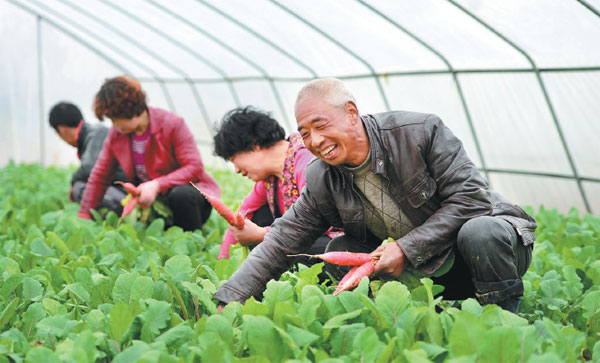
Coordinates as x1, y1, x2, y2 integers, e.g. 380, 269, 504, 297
115, 181, 140, 218
288, 251, 377, 295
189, 182, 245, 229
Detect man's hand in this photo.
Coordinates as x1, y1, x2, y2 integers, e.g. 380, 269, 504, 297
371, 242, 405, 278
229, 219, 267, 246
137, 180, 160, 208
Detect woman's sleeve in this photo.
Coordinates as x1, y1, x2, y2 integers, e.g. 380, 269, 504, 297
239, 181, 268, 215
217, 181, 268, 259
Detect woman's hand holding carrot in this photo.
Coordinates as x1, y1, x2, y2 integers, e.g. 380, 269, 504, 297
229, 219, 267, 246
137, 180, 160, 207
371, 242, 405, 278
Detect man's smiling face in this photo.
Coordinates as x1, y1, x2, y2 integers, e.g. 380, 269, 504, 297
296, 96, 360, 166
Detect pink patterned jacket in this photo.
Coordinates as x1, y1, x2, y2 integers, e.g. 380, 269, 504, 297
219, 132, 341, 259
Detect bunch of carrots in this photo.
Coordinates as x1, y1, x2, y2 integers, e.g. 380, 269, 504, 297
116, 181, 140, 218
289, 252, 376, 295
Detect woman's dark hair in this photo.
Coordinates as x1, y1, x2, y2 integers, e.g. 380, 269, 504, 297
48, 102, 83, 130
94, 75, 147, 120
213, 106, 286, 160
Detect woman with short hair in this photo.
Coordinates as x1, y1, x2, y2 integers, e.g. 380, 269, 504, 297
78, 75, 219, 231
213, 106, 340, 260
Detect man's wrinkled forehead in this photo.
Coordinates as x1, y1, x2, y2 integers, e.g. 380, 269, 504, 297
295, 95, 329, 119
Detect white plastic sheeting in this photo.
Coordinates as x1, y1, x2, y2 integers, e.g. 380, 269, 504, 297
1, 0, 599, 214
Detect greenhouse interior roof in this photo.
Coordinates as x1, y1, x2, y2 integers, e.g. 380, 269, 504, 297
1, 0, 599, 215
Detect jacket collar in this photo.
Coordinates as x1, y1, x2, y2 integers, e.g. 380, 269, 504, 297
331, 115, 388, 188
147, 106, 163, 135
361, 115, 387, 177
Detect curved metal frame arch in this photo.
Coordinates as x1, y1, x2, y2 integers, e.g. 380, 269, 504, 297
22, 0, 177, 112
195, 0, 318, 78
448, 0, 591, 213
98, 0, 243, 119
268, 0, 391, 111
5, 0, 600, 214
132, 66, 600, 83
37, 16, 45, 165
8, 0, 174, 165
143, 0, 292, 130
355, 0, 490, 184
7, 1, 131, 74
58, 0, 202, 113
577, 0, 600, 17
97, 0, 231, 136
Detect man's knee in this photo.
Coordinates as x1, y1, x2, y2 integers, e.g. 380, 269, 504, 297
457, 216, 515, 258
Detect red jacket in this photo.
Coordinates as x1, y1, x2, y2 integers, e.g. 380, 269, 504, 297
78, 107, 220, 217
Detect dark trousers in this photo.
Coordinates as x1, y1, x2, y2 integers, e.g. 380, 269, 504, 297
74, 183, 211, 232
164, 185, 212, 232
72, 181, 127, 215
251, 204, 330, 267
324, 216, 532, 305
456, 216, 532, 304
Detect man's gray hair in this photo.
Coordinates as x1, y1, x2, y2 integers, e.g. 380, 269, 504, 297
295, 78, 356, 112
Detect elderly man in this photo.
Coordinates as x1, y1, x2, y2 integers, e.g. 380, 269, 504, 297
213, 78, 536, 313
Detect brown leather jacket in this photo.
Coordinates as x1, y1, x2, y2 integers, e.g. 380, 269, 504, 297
213, 111, 536, 304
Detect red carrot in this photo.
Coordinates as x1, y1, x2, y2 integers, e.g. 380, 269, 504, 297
333, 261, 375, 295
235, 212, 246, 228
189, 182, 244, 229
121, 196, 138, 217
115, 181, 140, 196
333, 266, 360, 295
287, 251, 373, 266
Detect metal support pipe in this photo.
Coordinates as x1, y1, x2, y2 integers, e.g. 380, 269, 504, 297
134, 66, 600, 84
448, 0, 592, 213
22, 0, 175, 113
269, 0, 392, 111
196, 0, 317, 78
144, 0, 291, 130
577, 0, 600, 17
37, 15, 45, 166
356, 0, 490, 183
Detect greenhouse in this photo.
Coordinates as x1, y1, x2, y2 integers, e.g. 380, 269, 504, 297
1, 0, 599, 361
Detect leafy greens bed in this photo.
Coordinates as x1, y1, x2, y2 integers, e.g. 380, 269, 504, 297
0, 163, 598, 362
